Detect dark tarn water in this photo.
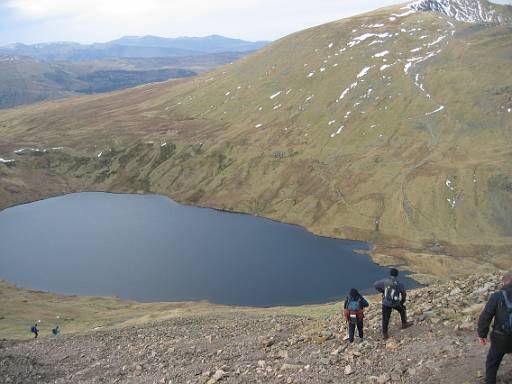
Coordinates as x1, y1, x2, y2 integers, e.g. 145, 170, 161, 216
0, 193, 418, 307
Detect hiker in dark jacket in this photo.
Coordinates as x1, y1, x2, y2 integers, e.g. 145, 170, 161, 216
374, 268, 412, 339
30, 323, 39, 339
343, 288, 369, 343
478, 272, 512, 384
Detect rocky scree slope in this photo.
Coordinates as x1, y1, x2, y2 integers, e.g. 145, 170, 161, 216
1, 0, 512, 277
410, 0, 512, 24
1, 272, 511, 383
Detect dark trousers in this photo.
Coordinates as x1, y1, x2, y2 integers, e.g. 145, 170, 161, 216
486, 344, 506, 384
382, 305, 407, 335
348, 320, 363, 343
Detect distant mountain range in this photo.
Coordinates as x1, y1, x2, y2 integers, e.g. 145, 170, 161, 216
0, 35, 270, 61
0, 35, 269, 109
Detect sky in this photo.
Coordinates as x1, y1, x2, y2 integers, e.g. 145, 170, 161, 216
0, 0, 511, 45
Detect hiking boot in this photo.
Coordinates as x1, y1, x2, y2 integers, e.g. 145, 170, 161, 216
401, 321, 414, 330
383, 333, 389, 340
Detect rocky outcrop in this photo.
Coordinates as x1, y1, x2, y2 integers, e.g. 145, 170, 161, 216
409, 0, 512, 24
1, 272, 510, 383
0, 158, 15, 167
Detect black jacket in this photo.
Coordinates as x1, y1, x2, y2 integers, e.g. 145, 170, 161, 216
478, 284, 512, 353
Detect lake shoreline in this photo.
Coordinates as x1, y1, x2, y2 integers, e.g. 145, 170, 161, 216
4, 187, 488, 286
0, 190, 423, 278
0, 192, 418, 307
0, 278, 364, 340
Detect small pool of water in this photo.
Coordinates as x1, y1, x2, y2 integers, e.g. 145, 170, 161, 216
0, 192, 418, 307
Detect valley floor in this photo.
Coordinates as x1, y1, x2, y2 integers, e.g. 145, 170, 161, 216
1, 273, 511, 383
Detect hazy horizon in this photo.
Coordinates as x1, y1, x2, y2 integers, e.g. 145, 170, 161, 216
2, 0, 510, 46
1, 34, 272, 47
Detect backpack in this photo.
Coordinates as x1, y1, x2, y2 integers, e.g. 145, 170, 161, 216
500, 291, 512, 335
31, 326, 37, 333
384, 280, 403, 307
344, 297, 363, 323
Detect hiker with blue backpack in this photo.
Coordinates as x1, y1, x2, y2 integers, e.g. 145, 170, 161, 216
478, 272, 512, 384
343, 288, 369, 343
30, 323, 39, 339
374, 268, 413, 340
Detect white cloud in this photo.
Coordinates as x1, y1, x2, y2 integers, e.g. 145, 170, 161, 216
6, 0, 90, 18
6, 0, 512, 23
10, 0, 503, 44
6, 0, 264, 18
0, 1, 303, 42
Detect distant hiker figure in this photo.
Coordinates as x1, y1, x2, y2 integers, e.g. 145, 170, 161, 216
31, 323, 39, 339
343, 288, 369, 343
478, 272, 512, 384
52, 325, 60, 336
374, 268, 412, 339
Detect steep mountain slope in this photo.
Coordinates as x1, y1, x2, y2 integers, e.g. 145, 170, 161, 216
410, 0, 512, 23
0, 0, 511, 278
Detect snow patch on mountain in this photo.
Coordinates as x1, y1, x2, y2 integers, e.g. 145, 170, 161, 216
338, 88, 350, 101
330, 125, 344, 138
357, 66, 373, 78
348, 33, 391, 48
373, 50, 390, 58
415, 73, 432, 99
409, 0, 512, 25
270, 91, 282, 100
426, 105, 445, 115
0, 158, 15, 165
428, 35, 447, 46
392, 9, 417, 18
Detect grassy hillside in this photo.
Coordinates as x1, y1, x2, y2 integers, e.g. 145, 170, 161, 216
0, 2, 511, 278
0, 56, 82, 108
0, 280, 338, 340
0, 53, 252, 109
57, 52, 248, 75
